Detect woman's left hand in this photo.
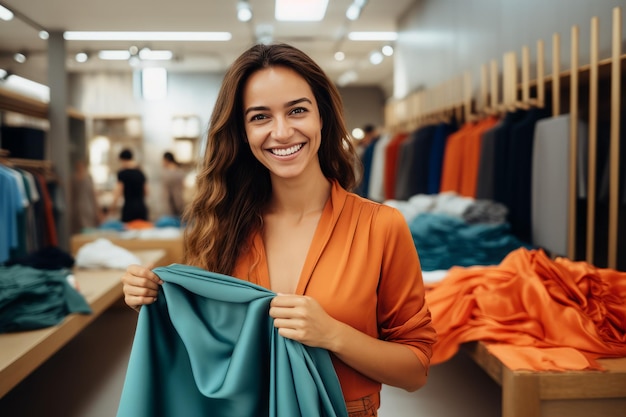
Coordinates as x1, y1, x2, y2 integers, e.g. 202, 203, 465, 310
269, 294, 341, 350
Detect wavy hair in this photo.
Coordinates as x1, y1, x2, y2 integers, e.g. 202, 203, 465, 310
183, 43, 360, 274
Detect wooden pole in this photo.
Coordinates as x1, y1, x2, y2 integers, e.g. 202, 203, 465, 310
567, 26, 579, 261
586, 17, 599, 263
608, 7, 622, 269
552, 33, 561, 117
491, 59, 499, 111
537, 39, 545, 109
522, 46, 530, 106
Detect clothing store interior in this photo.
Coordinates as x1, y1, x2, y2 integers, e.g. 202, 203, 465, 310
1, 0, 626, 416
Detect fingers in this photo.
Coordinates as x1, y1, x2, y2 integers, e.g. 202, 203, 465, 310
123, 264, 163, 286
121, 263, 163, 311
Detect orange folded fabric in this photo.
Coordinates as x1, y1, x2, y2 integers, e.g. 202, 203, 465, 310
427, 248, 626, 371
125, 219, 155, 230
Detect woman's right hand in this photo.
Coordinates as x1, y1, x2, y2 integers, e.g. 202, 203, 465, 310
121, 264, 163, 312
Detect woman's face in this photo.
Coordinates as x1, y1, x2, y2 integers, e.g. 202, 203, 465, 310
242, 65, 323, 182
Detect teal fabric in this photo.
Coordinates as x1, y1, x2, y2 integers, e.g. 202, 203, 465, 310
117, 264, 348, 417
409, 212, 534, 271
0, 265, 92, 332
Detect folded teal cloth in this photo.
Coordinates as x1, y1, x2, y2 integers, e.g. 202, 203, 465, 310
0, 265, 91, 332
117, 264, 348, 417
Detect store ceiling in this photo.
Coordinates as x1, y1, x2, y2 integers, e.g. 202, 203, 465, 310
0, 0, 416, 94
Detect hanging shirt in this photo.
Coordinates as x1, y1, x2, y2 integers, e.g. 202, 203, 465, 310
232, 180, 436, 406
117, 265, 348, 417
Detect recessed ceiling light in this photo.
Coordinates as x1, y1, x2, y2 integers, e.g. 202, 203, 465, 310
75, 52, 89, 63
369, 51, 384, 65
13, 52, 27, 64
64, 31, 232, 41
237, 1, 253, 22
382, 45, 394, 56
275, 0, 329, 21
334, 51, 345, 61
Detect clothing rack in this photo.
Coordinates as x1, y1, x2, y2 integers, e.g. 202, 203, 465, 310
384, 6, 624, 270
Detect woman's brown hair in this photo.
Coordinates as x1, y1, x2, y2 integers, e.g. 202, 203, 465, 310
183, 43, 360, 274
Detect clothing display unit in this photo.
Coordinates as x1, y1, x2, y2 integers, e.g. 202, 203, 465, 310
382, 6, 626, 417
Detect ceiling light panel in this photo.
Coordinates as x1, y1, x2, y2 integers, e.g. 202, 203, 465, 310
0, 5, 13, 21
98, 50, 132, 60
139, 49, 173, 60
347, 31, 398, 41
64, 31, 232, 41
275, 0, 329, 21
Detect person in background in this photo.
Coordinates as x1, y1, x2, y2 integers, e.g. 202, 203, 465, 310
120, 43, 435, 416
110, 148, 149, 222
70, 159, 103, 233
161, 151, 186, 219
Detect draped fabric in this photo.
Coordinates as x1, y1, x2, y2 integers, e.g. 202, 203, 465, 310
117, 264, 348, 417
427, 248, 626, 371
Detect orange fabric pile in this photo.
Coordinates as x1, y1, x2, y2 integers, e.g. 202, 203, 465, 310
427, 248, 626, 371
125, 219, 155, 230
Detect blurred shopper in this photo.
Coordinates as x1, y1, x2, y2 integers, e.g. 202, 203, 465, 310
110, 149, 149, 222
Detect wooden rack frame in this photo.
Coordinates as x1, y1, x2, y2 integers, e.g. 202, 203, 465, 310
385, 6, 624, 270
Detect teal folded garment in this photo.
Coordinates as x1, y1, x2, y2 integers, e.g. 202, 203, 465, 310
117, 264, 348, 417
0, 265, 91, 332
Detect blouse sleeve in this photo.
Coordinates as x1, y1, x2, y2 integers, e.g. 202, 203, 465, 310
376, 205, 437, 370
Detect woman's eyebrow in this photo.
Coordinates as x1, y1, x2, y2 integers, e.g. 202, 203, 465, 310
244, 97, 313, 116
285, 97, 312, 107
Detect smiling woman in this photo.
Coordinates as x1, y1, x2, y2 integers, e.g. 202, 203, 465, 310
119, 43, 435, 417
243, 66, 323, 182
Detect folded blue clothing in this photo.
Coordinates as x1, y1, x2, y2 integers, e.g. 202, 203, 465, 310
117, 264, 348, 417
409, 212, 534, 271
0, 265, 91, 332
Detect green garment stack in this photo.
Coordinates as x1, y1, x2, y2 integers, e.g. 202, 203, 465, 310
0, 265, 91, 332
116, 264, 348, 417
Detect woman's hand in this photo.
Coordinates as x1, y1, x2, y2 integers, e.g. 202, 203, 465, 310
121, 263, 163, 312
269, 294, 341, 351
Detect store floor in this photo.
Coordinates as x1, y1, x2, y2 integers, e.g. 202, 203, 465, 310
0, 305, 501, 417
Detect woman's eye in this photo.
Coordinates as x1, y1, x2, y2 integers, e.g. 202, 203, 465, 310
290, 107, 307, 115
250, 114, 267, 121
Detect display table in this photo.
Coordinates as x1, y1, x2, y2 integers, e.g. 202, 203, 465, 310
463, 341, 626, 417
71, 231, 183, 266
0, 249, 167, 398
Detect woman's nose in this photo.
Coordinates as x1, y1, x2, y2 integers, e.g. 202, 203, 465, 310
271, 116, 293, 140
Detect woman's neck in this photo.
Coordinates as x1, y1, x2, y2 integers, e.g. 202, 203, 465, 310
268, 173, 331, 217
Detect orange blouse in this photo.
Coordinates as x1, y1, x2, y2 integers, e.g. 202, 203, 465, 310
232, 180, 436, 404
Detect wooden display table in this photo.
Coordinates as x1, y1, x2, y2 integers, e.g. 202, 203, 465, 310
71, 231, 183, 266
0, 249, 166, 398
464, 341, 626, 417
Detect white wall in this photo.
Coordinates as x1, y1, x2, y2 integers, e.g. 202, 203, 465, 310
69, 70, 223, 219
339, 85, 387, 135
394, 0, 626, 99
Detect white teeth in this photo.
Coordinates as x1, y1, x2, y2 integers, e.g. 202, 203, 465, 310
270, 144, 303, 156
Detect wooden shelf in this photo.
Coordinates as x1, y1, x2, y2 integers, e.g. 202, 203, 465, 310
463, 341, 626, 417
0, 249, 167, 399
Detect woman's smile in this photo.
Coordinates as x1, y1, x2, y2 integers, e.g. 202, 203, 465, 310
269, 143, 305, 158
